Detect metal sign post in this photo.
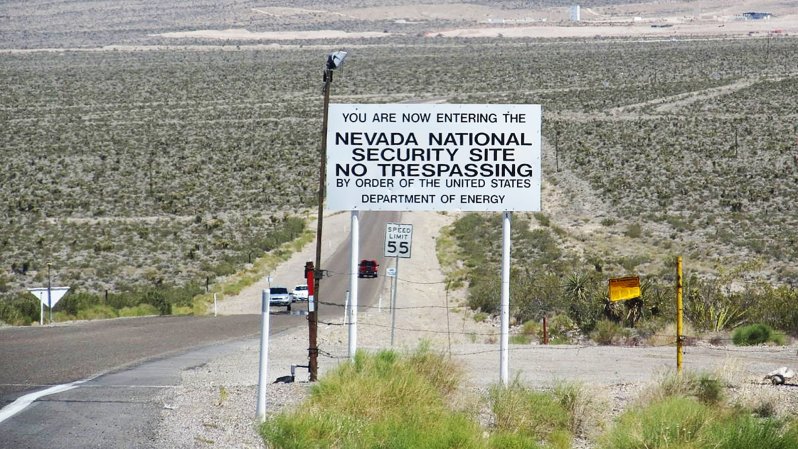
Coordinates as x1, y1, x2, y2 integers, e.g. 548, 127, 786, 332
390, 256, 399, 347
385, 223, 413, 347
349, 211, 359, 360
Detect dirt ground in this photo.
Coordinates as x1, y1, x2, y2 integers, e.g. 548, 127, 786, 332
158, 208, 798, 449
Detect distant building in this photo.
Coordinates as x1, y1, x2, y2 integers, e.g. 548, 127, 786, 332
742, 12, 772, 20
570, 5, 581, 22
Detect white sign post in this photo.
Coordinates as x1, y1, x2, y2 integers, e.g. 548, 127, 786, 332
326, 103, 541, 384
385, 223, 413, 347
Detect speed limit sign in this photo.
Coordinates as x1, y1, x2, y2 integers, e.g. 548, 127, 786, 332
384, 223, 413, 258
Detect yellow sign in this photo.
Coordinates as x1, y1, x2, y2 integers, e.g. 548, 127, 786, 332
608, 276, 641, 302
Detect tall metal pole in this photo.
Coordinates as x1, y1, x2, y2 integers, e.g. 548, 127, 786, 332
390, 256, 399, 347
499, 212, 511, 385
676, 256, 684, 374
348, 210, 359, 360
310, 70, 332, 381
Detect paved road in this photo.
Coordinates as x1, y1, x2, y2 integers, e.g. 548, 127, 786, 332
0, 315, 272, 405
0, 210, 400, 448
315, 211, 401, 315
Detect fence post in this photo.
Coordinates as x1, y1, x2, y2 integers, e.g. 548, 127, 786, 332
676, 256, 683, 374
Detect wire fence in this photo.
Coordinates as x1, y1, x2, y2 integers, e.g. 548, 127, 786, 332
311, 307, 726, 360
312, 269, 775, 362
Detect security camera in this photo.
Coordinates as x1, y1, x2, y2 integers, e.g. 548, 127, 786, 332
326, 51, 348, 70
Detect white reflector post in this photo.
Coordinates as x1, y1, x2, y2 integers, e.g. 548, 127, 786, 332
256, 289, 271, 422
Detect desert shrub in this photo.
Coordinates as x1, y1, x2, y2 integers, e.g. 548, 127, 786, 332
261, 346, 481, 449
554, 381, 604, 438
694, 372, 724, 405
591, 319, 625, 345
510, 334, 532, 344
732, 323, 781, 346
161, 283, 203, 309
640, 371, 724, 406
467, 269, 501, 315
513, 272, 566, 323
487, 432, 544, 449
521, 320, 540, 336
547, 314, 578, 344
206, 261, 236, 277
699, 412, 798, 449
685, 287, 747, 333
76, 305, 117, 320
511, 320, 539, 344
489, 379, 572, 449
745, 285, 798, 336
59, 291, 101, 316
143, 290, 171, 315
0, 292, 39, 325
603, 388, 798, 449
624, 223, 642, 238
105, 291, 142, 310
118, 304, 160, 317
600, 396, 711, 449
406, 342, 462, 398
564, 272, 605, 334
533, 212, 550, 227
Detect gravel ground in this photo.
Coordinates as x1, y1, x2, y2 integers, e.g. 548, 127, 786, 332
154, 211, 798, 449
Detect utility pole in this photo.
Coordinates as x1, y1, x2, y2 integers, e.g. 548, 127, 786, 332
310, 51, 348, 381
306, 261, 318, 381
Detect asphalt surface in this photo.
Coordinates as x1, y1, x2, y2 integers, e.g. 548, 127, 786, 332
314, 211, 401, 315
0, 210, 399, 448
0, 315, 268, 405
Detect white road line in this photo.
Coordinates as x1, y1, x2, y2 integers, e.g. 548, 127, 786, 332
0, 380, 87, 424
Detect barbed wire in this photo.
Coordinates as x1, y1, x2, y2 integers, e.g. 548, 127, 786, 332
315, 333, 769, 361
318, 300, 453, 310
317, 317, 697, 344
322, 269, 449, 286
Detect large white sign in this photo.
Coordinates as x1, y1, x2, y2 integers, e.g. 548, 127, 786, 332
384, 223, 413, 258
326, 104, 541, 212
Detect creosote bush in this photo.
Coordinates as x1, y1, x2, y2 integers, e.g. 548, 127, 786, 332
732, 323, 785, 346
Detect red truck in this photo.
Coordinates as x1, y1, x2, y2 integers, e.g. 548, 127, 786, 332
358, 259, 379, 278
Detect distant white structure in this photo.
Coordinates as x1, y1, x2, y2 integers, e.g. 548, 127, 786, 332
742, 12, 772, 20
570, 5, 581, 22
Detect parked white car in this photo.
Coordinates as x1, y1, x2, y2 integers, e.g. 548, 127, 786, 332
291, 284, 309, 302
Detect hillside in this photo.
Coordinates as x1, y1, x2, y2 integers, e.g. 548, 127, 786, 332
1, 0, 797, 316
